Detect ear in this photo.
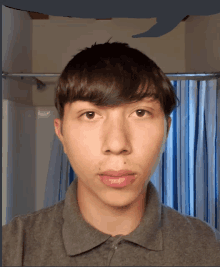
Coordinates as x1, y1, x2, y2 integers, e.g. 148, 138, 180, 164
54, 118, 65, 144
167, 116, 172, 137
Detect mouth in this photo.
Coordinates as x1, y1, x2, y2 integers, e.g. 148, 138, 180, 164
100, 169, 135, 177
99, 174, 136, 188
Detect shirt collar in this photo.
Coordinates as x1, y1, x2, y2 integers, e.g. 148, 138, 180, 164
62, 177, 163, 256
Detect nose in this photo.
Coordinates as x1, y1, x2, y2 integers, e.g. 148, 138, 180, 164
102, 120, 132, 155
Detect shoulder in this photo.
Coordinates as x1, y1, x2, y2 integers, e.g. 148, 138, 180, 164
3, 200, 65, 232
162, 204, 220, 240
2, 200, 65, 266
161, 204, 220, 264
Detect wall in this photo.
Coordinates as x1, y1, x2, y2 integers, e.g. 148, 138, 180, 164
185, 13, 220, 72
2, 6, 35, 225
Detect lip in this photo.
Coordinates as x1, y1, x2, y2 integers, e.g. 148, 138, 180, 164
100, 169, 135, 177
100, 175, 136, 188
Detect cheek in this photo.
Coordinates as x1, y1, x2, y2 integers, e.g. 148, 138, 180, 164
64, 129, 99, 164
140, 125, 165, 158
137, 123, 165, 144
65, 134, 88, 153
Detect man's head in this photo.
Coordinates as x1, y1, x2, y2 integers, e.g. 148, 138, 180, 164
54, 39, 179, 209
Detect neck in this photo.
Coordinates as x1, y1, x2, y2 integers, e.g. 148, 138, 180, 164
77, 181, 148, 236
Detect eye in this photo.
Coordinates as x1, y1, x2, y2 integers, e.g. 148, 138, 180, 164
80, 109, 152, 121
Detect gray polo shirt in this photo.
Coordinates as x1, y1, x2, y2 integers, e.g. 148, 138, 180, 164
2, 177, 220, 266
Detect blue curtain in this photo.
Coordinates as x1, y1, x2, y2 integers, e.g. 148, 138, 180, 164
43, 138, 75, 208
44, 78, 220, 232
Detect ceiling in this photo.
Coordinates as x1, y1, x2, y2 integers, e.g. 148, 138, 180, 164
28, 11, 190, 21
4, 6, 190, 21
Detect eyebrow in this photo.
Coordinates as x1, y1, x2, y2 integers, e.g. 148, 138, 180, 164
75, 99, 159, 114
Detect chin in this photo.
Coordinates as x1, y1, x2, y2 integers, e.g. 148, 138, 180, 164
100, 192, 138, 209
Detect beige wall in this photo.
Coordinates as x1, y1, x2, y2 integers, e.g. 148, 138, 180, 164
2, 6, 35, 226
185, 13, 220, 72
2, 6, 220, 216
2, 7, 33, 105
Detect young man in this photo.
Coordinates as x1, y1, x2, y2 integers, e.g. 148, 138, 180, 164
2, 40, 220, 266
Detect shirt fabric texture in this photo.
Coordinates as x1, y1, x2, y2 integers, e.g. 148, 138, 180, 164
2, 177, 220, 266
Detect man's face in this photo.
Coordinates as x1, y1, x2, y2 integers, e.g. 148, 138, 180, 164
54, 97, 171, 209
